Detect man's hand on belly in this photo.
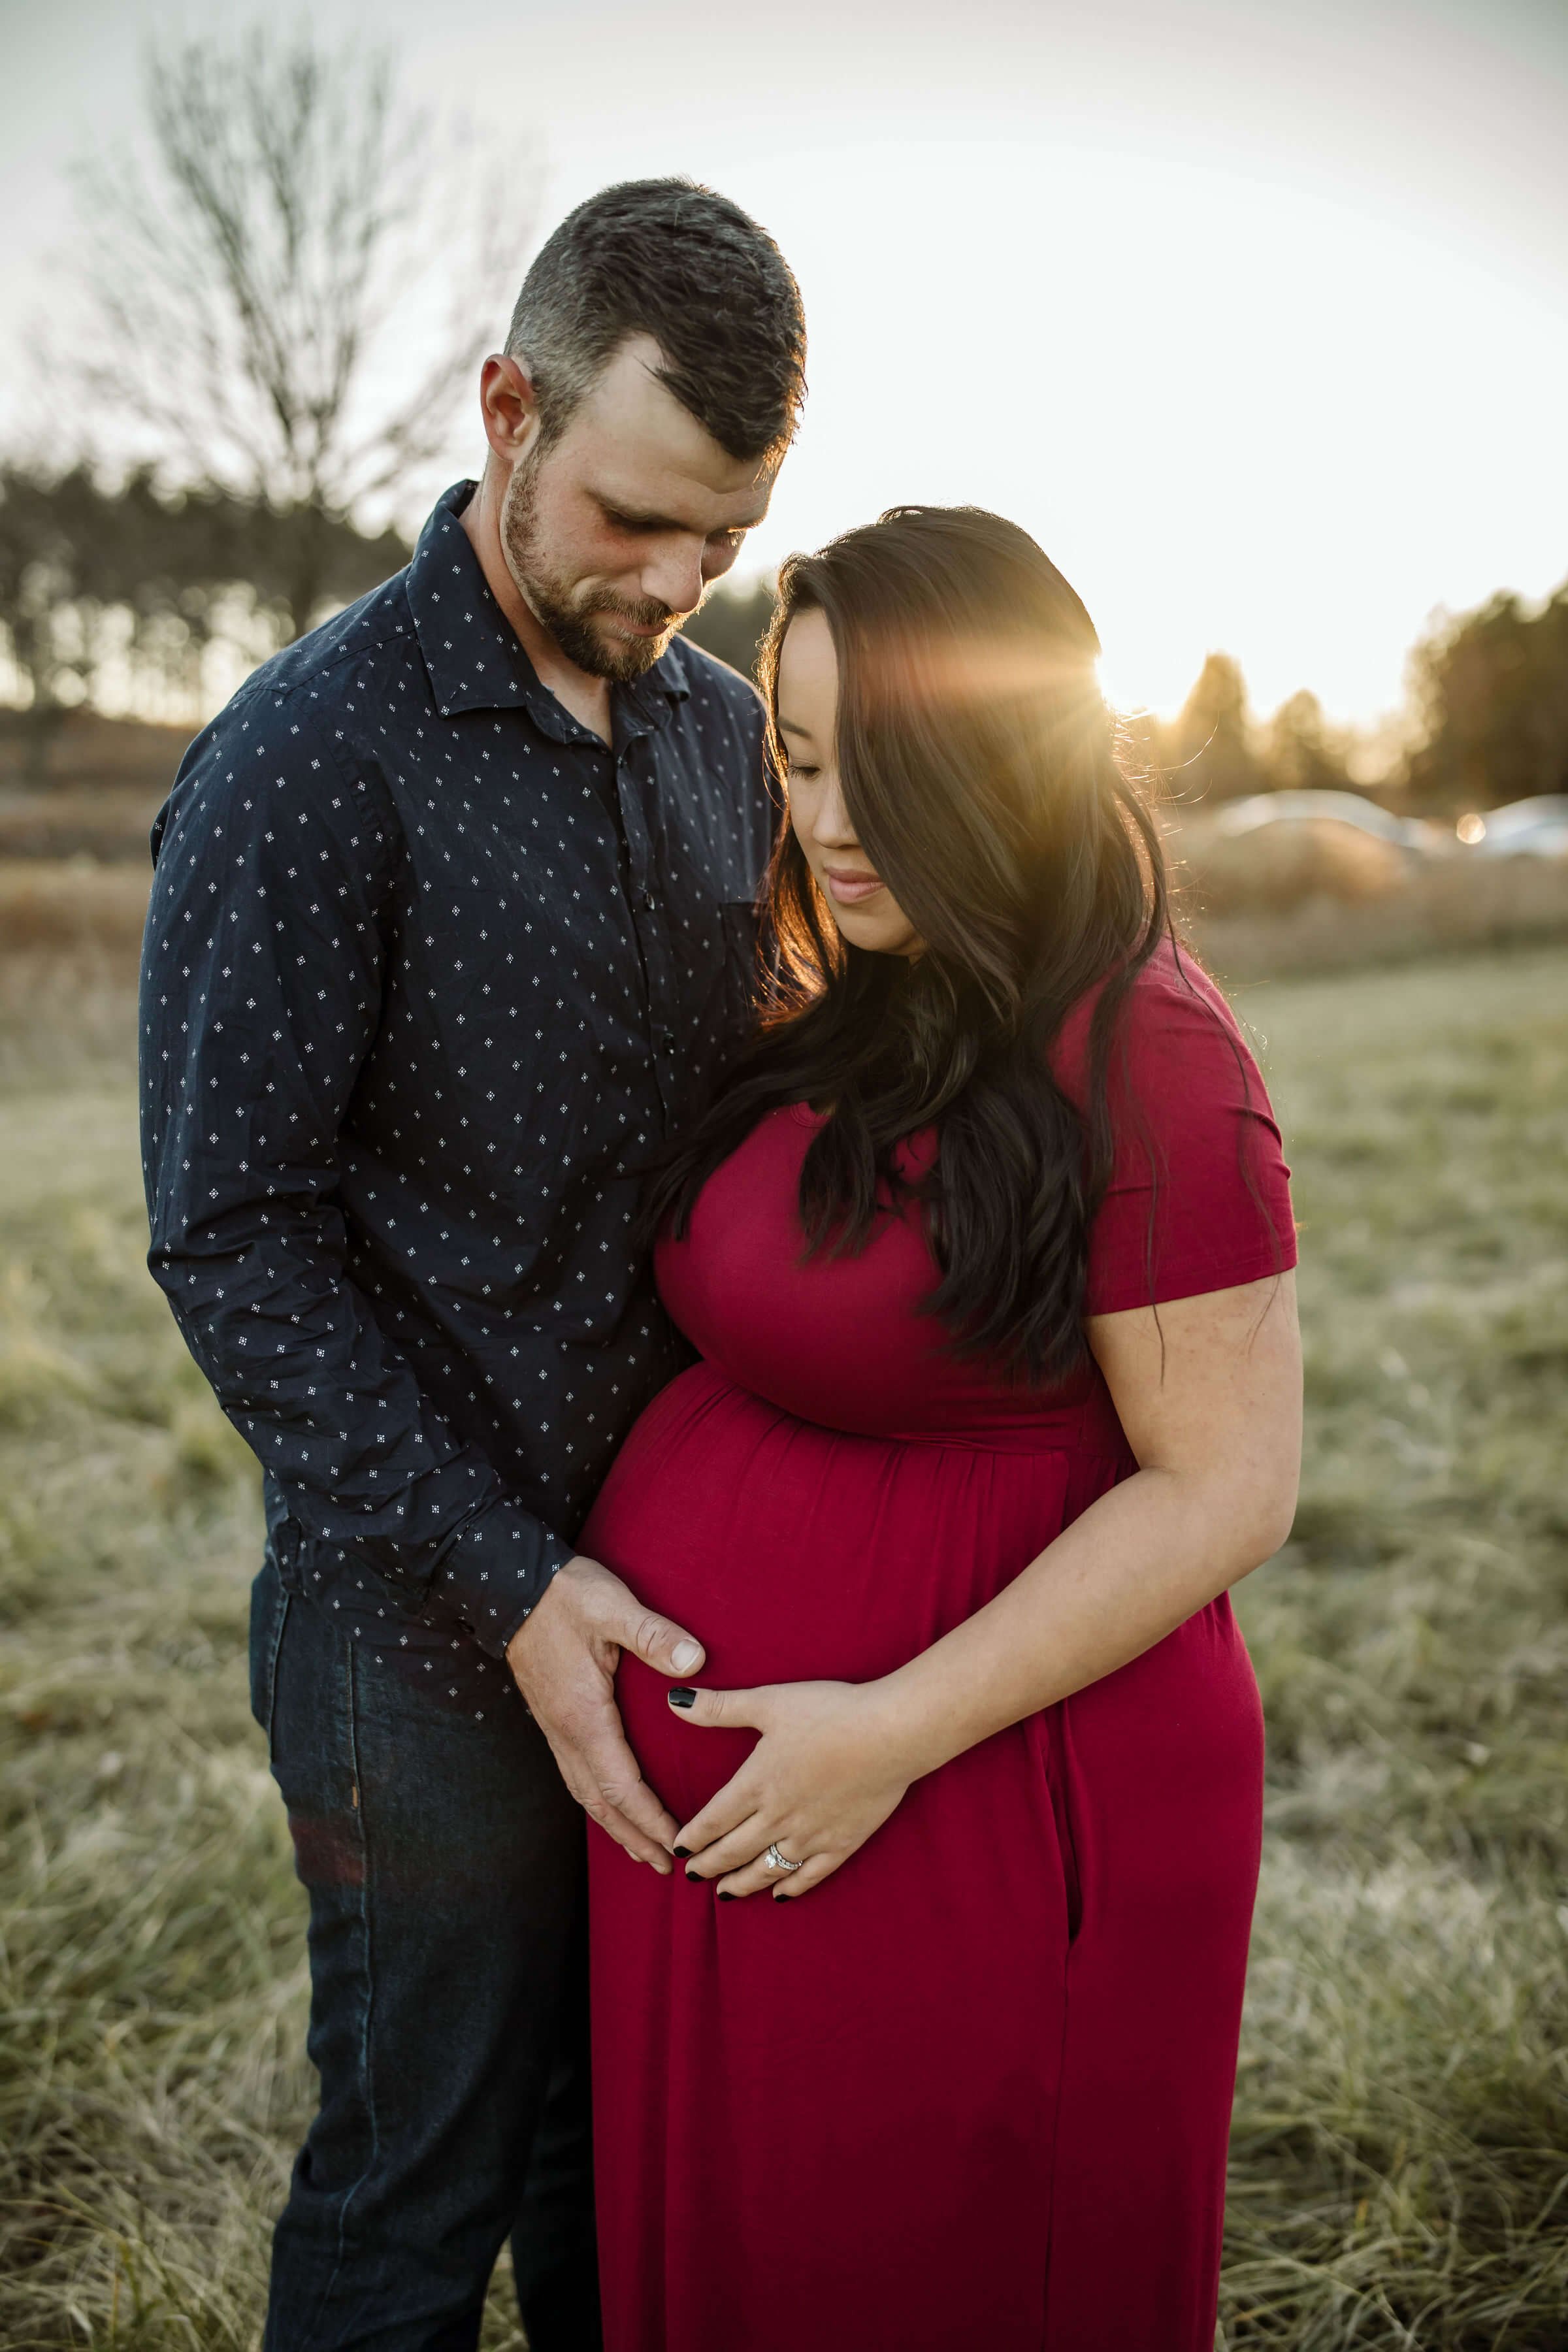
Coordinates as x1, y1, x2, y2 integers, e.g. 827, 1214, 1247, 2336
506, 1558, 707, 1872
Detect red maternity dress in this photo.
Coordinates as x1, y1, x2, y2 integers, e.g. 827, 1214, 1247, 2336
583, 943, 1296, 2352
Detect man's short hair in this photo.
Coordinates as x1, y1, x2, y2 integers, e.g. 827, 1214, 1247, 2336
506, 178, 806, 465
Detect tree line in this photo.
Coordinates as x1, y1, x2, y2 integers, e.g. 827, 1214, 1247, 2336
0, 465, 408, 764
5, 457, 1563, 815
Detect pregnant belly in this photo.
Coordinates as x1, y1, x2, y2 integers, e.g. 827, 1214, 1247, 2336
580, 1361, 1085, 1830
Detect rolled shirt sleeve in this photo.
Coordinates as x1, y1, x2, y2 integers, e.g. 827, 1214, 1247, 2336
139, 697, 570, 1654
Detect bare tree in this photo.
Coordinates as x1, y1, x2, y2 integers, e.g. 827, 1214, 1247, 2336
69, 27, 536, 638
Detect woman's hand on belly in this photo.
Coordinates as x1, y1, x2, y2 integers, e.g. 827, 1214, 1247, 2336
667, 1680, 915, 1902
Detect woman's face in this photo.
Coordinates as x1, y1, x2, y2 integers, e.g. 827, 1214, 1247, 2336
776, 610, 923, 959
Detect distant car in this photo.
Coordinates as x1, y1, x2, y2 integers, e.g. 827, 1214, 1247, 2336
1213, 790, 1448, 855
1458, 796, 1568, 858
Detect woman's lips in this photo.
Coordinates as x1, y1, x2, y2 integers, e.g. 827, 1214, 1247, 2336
823, 866, 885, 906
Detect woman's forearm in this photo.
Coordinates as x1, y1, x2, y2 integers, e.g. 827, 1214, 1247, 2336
870, 1461, 1294, 1782
670, 1282, 1299, 1899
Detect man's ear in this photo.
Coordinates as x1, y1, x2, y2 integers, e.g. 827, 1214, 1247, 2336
477, 353, 544, 466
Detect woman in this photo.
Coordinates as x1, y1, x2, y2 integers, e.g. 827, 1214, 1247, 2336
581, 507, 1301, 2351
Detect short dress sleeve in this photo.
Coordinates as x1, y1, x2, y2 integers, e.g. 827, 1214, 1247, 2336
1053, 943, 1298, 1318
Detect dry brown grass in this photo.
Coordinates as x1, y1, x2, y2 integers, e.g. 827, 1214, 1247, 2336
8, 836, 1568, 1008
1177, 843, 1568, 982
0, 793, 165, 865
0, 862, 151, 962
2, 945, 1566, 2347
0, 712, 189, 794
1181, 817, 1411, 913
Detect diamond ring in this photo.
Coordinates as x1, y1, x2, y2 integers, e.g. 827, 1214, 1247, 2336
764, 1842, 804, 1874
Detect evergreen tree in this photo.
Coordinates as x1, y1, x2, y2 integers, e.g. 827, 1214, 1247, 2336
1405, 585, 1568, 812
681, 578, 776, 681
1262, 689, 1352, 794
1170, 653, 1260, 802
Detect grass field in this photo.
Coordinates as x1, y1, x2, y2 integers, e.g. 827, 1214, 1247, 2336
1, 941, 1565, 2349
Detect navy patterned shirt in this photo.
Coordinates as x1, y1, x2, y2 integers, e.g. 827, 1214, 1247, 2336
140, 482, 772, 1714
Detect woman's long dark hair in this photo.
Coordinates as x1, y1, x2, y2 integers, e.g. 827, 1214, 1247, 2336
646, 505, 1171, 1384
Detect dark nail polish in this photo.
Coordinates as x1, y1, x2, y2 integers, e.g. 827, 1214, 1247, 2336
667, 1687, 696, 1710
717, 1891, 735, 1902
774, 1893, 792, 1904
685, 1868, 700, 1882
672, 1845, 691, 1859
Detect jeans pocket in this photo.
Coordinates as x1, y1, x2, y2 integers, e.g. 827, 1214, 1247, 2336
248, 1560, 291, 1751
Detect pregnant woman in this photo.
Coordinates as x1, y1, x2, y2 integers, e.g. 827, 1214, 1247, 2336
581, 506, 1301, 2351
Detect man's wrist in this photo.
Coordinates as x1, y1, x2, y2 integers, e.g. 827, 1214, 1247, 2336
432, 1505, 574, 1659
502, 1551, 589, 1661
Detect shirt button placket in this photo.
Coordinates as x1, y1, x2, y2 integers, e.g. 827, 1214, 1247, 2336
617, 743, 681, 1122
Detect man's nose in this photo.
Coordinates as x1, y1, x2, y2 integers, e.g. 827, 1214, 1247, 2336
640, 540, 708, 619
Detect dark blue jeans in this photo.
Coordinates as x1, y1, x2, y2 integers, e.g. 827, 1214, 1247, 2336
250, 1556, 601, 2352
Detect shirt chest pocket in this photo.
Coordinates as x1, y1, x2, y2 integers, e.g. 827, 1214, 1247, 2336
402, 826, 645, 1083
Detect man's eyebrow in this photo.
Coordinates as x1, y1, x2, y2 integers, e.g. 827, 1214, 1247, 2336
598, 494, 764, 534
598, 497, 683, 530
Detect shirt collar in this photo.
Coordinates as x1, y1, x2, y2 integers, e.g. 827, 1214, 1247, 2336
408, 481, 691, 745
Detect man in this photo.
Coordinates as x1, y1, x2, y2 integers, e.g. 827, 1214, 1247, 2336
140, 179, 806, 2350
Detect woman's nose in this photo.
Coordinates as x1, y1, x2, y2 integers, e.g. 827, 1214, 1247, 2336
810, 775, 858, 849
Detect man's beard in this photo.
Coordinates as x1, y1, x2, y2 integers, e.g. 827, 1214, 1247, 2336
499, 456, 685, 683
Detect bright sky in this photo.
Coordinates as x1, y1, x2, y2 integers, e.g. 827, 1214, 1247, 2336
3, 0, 1567, 728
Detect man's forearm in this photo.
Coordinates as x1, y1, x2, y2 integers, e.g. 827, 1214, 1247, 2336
155, 1223, 571, 1648
140, 706, 574, 1653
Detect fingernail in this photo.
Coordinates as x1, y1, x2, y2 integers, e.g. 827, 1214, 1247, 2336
672, 1844, 691, 1859
671, 1641, 702, 1673
773, 1893, 792, 1904
717, 1891, 735, 1902
667, 1687, 696, 1710
685, 1867, 700, 1882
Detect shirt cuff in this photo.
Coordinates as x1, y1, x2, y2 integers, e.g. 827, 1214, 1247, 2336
427, 1499, 575, 1658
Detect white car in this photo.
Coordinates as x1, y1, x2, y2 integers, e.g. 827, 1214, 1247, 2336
1459, 796, 1568, 858
1213, 790, 1448, 855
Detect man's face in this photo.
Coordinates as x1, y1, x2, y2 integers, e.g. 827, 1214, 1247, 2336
499, 334, 779, 681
